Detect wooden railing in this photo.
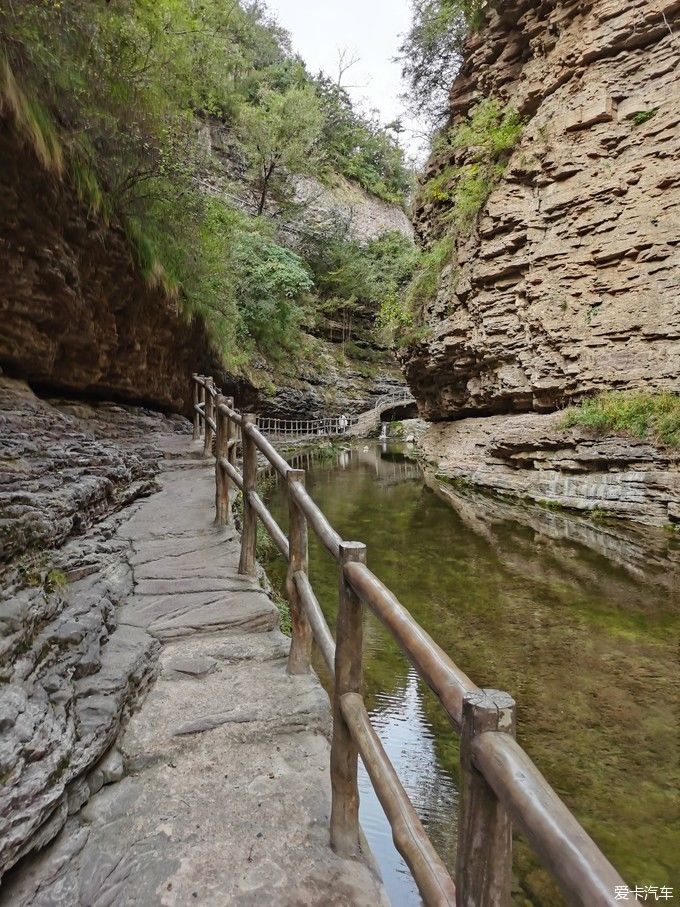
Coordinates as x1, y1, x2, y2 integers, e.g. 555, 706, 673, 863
191, 373, 627, 907
256, 414, 359, 438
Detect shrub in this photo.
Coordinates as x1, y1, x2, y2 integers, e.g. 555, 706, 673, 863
562, 393, 680, 448
422, 99, 524, 236
400, 98, 524, 333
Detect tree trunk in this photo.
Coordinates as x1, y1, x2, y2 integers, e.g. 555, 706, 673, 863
257, 162, 276, 216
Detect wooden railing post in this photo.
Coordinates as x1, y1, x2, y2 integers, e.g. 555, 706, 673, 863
215, 394, 229, 525
203, 377, 214, 458
286, 469, 312, 674
330, 541, 366, 857
199, 377, 207, 438
238, 414, 257, 576
224, 396, 235, 525
192, 374, 200, 440
456, 689, 516, 907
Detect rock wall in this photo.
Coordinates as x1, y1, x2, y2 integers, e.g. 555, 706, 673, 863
403, 0, 680, 419
289, 175, 413, 245
0, 118, 225, 415
0, 378, 189, 878
200, 119, 414, 246
418, 411, 680, 528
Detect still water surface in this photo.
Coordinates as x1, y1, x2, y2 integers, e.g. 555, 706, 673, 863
263, 443, 679, 906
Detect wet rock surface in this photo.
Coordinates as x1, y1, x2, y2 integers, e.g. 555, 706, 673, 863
418, 411, 680, 528
404, 0, 680, 419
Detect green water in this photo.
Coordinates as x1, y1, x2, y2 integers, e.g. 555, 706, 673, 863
262, 443, 680, 906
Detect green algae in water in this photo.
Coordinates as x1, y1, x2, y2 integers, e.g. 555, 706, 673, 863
262, 444, 680, 906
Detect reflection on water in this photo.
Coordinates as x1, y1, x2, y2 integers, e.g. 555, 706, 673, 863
263, 443, 680, 906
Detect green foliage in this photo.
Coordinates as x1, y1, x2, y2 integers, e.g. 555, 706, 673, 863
2, 0, 411, 374
406, 235, 455, 327
396, 99, 524, 338
0, 57, 63, 174
631, 109, 658, 126
314, 76, 411, 204
306, 229, 417, 349
423, 99, 524, 234
232, 230, 313, 354
238, 84, 323, 214
399, 0, 489, 126
450, 98, 524, 157
45, 569, 69, 594
379, 232, 455, 345
562, 393, 680, 448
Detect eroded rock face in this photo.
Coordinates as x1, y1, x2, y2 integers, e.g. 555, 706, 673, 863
403, 0, 680, 419
0, 118, 225, 414
0, 380, 191, 877
418, 412, 680, 527
0, 378, 188, 563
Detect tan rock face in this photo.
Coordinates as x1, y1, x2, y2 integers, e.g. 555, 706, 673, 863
418, 411, 680, 527
0, 119, 224, 414
403, 0, 680, 419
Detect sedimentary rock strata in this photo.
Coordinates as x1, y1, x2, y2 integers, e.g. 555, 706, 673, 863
0, 380, 189, 878
0, 119, 225, 414
403, 0, 680, 419
419, 411, 680, 527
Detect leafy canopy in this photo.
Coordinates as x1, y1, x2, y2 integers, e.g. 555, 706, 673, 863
2, 0, 412, 374
399, 0, 488, 128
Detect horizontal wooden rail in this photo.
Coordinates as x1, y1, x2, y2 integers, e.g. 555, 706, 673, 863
472, 732, 624, 907
192, 375, 629, 907
343, 561, 477, 731
218, 457, 244, 491
245, 422, 291, 477
249, 490, 289, 559
341, 693, 457, 907
289, 481, 342, 560
294, 571, 336, 677
217, 402, 243, 426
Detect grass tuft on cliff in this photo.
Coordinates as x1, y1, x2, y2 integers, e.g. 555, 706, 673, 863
562, 392, 680, 448
382, 98, 523, 345
0, 57, 63, 176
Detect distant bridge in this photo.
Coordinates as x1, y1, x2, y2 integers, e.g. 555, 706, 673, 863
246, 390, 418, 441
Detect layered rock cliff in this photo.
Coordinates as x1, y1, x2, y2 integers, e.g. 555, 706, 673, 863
0, 110, 409, 421
403, 0, 680, 419
0, 378, 191, 877
0, 118, 227, 415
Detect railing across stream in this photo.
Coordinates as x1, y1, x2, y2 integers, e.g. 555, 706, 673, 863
191, 373, 627, 907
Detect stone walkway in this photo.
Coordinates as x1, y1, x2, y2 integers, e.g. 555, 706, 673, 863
2, 443, 388, 906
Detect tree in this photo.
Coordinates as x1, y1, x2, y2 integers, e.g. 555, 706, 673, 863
399, 0, 487, 128
238, 85, 323, 215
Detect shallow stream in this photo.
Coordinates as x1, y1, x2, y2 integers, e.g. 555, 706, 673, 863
263, 443, 679, 906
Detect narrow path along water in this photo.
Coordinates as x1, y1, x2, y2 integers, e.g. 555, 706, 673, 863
263, 442, 680, 907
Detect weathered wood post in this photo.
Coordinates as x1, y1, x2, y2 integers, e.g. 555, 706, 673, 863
192, 374, 200, 440
215, 394, 229, 525
330, 541, 366, 857
456, 688, 516, 907
286, 469, 312, 674
203, 377, 215, 458
198, 377, 207, 439
238, 414, 258, 576
224, 396, 235, 525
